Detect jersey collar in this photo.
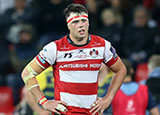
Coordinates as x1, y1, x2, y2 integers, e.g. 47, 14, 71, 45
67, 35, 91, 47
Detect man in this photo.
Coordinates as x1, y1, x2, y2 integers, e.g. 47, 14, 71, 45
21, 3, 126, 115
112, 59, 159, 115
146, 55, 160, 112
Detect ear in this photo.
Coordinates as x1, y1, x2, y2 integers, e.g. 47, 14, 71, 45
67, 24, 70, 30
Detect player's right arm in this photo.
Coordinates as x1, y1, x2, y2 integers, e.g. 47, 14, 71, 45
21, 58, 67, 114
21, 58, 44, 102
21, 42, 67, 114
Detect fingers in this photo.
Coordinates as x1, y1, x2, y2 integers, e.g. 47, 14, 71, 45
90, 105, 104, 115
98, 109, 103, 115
90, 99, 104, 115
90, 103, 100, 114
56, 104, 68, 113
52, 109, 61, 115
44, 100, 68, 114
45, 106, 61, 115
57, 100, 68, 106
56, 101, 68, 112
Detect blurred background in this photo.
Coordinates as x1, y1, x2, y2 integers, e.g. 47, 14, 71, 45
0, 0, 160, 114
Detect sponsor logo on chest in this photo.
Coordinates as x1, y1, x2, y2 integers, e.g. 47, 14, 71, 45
61, 48, 101, 60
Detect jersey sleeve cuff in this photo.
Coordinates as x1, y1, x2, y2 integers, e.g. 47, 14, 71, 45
35, 54, 50, 69
105, 56, 119, 66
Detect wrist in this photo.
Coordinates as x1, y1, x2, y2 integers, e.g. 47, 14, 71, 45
104, 95, 114, 101
38, 96, 48, 106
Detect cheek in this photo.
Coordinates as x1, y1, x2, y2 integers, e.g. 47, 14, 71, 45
86, 23, 89, 30
87, 23, 89, 26
70, 27, 77, 34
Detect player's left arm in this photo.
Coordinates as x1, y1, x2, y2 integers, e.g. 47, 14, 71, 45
90, 57, 126, 115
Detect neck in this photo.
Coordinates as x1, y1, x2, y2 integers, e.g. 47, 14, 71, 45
69, 34, 88, 45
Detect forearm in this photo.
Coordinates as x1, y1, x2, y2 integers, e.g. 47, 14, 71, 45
104, 59, 126, 100
21, 59, 47, 103
90, 60, 126, 115
26, 78, 44, 101
26, 88, 45, 112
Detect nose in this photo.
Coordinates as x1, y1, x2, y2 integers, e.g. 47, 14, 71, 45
79, 21, 84, 28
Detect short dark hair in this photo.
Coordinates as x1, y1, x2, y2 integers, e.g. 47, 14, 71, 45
64, 3, 88, 19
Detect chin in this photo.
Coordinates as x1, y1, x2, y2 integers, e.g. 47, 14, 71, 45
80, 33, 88, 37
80, 34, 86, 38
75, 35, 85, 41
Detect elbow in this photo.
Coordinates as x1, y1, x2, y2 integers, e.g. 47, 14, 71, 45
121, 64, 127, 80
21, 68, 27, 80
123, 65, 127, 77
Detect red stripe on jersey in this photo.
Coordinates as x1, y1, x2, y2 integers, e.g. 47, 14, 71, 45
36, 55, 50, 69
106, 56, 119, 66
58, 81, 98, 95
60, 106, 99, 115
56, 59, 103, 71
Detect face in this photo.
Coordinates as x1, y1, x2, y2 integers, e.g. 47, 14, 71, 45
110, 0, 120, 8
67, 12, 89, 41
134, 10, 148, 27
103, 11, 116, 26
15, 0, 26, 9
19, 32, 32, 44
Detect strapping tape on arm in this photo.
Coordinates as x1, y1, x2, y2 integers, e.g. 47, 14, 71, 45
28, 84, 39, 90
23, 64, 38, 84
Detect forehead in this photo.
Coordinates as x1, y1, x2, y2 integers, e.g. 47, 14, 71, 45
67, 12, 88, 25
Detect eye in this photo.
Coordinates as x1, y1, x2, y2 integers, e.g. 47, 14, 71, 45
81, 19, 87, 22
72, 20, 79, 23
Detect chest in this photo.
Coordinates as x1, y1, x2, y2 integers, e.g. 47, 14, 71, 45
55, 47, 105, 71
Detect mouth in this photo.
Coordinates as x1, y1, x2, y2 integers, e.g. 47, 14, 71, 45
78, 29, 85, 35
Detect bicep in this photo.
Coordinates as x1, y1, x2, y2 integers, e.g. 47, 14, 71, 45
108, 58, 126, 73
22, 58, 44, 79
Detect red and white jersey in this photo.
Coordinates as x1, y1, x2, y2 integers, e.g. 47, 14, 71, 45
35, 35, 118, 114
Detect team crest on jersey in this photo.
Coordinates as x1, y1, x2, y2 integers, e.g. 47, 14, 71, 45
89, 49, 99, 58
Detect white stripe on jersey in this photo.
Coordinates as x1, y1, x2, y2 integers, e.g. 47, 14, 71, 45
57, 47, 104, 62
60, 92, 97, 108
59, 70, 99, 83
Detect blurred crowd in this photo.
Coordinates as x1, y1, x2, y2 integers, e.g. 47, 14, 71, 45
0, 0, 160, 114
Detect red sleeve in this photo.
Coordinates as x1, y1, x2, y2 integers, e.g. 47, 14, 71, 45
105, 56, 119, 66
35, 54, 50, 69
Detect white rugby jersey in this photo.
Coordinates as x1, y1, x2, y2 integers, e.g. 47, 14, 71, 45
35, 35, 118, 115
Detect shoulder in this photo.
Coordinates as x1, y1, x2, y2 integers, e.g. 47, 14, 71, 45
138, 84, 149, 93
139, 84, 148, 89
90, 34, 111, 46
54, 36, 67, 49
54, 36, 67, 44
91, 34, 105, 41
